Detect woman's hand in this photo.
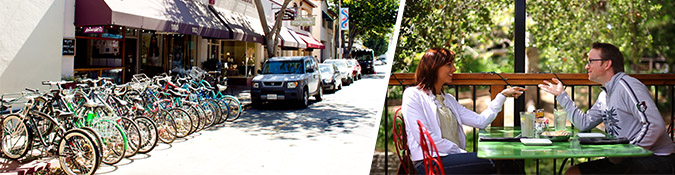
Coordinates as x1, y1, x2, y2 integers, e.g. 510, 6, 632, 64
500, 86, 526, 99
538, 78, 565, 96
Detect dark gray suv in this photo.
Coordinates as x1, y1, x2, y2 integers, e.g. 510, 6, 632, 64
251, 56, 323, 108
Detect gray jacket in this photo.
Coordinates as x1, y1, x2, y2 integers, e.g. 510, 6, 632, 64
557, 72, 675, 155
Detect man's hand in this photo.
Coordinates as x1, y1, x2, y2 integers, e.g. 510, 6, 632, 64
538, 78, 565, 96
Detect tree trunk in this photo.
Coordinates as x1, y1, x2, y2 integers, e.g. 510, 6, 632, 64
346, 29, 361, 58
255, 0, 292, 58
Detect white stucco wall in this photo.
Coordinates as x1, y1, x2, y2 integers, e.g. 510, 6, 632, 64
62, 0, 75, 78
0, 0, 64, 93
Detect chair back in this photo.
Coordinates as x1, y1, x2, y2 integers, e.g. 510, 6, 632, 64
393, 108, 414, 174
417, 120, 445, 175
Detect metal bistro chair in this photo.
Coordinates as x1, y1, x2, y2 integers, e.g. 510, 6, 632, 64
392, 108, 414, 174
418, 120, 445, 175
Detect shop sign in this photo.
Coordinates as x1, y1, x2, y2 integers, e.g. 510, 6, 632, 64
102, 33, 123, 39
275, 9, 295, 20
340, 8, 348, 30
84, 26, 104, 33
291, 16, 315, 26
62, 39, 75, 55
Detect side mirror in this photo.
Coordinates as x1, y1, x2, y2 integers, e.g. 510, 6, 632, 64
257, 70, 262, 74
306, 68, 315, 73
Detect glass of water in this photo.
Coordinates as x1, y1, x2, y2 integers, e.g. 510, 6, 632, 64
520, 111, 535, 138
554, 109, 567, 131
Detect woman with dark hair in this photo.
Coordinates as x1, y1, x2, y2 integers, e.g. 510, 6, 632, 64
402, 48, 525, 174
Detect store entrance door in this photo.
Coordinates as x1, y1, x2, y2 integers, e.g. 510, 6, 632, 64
125, 38, 137, 82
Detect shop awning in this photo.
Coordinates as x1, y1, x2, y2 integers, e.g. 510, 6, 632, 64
287, 28, 307, 49
210, 6, 264, 43
75, 0, 231, 39
278, 27, 299, 48
291, 30, 324, 49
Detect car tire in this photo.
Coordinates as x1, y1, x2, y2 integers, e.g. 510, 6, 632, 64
337, 83, 342, 90
314, 85, 323, 101
299, 89, 309, 108
251, 98, 262, 108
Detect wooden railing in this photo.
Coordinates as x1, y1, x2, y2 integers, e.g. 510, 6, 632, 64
384, 72, 675, 174
388, 73, 675, 126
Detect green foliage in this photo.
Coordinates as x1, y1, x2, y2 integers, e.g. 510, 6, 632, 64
394, 0, 675, 74
362, 33, 389, 56
528, 0, 663, 73
343, 0, 398, 55
394, 0, 512, 73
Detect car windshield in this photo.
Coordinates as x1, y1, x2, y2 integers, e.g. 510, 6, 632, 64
262, 61, 303, 74
325, 61, 348, 69
353, 51, 374, 61
319, 65, 332, 73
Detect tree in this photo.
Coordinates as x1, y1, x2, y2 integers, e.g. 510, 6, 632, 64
394, 0, 511, 73
394, 0, 673, 74
362, 33, 388, 56
342, 0, 398, 58
254, 0, 292, 58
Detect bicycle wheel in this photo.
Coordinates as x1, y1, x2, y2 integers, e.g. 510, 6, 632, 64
153, 110, 176, 144
117, 117, 140, 158
79, 127, 103, 167
1, 114, 32, 159
213, 99, 229, 125
182, 105, 201, 134
58, 129, 101, 175
92, 120, 126, 165
134, 116, 158, 153
168, 108, 192, 138
222, 95, 241, 122
199, 100, 219, 129
30, 96, 56, 143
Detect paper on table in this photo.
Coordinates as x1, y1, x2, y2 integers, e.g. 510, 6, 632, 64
578, 133, 605, 138
520, 138, 552, 146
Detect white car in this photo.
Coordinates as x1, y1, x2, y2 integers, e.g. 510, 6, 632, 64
323, 59, 353, 85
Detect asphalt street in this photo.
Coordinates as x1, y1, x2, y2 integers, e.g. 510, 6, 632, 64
103, 64, 391, 174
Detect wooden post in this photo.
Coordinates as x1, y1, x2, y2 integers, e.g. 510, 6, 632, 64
491, 85, 505, 126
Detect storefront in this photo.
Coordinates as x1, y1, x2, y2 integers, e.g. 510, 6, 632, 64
209, 1, 265, 86
74, 0, 231, 83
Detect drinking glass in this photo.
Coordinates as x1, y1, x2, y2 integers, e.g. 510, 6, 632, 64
520, 111, 535, 138
554, 109, 567, 131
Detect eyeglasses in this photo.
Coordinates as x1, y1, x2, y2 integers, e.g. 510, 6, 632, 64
587, 58, 609, 65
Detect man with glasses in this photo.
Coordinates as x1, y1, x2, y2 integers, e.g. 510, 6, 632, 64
539, 42, 675, 174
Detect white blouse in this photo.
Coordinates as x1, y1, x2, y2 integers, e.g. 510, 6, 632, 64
402, 86, 506, 161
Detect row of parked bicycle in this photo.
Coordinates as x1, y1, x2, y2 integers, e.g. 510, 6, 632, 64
0, 67, 241, 175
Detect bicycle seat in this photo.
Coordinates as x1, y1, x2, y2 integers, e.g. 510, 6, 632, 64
168, 90, 186, 98
54, 110, 73, 118
117, 99, 129, 106
1, 98, 16, 104
217, 84, 227, 92
84, 101, 99, 108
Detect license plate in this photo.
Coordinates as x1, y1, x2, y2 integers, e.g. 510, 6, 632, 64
267, 94, 277, 100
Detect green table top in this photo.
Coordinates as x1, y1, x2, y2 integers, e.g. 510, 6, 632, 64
477, 127, 653, 159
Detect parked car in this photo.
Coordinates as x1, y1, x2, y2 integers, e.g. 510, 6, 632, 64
323, 59, 353, 85
318, 63, 342, 92
352, 49, 376, 74
251, 56, 323, 108
346, 59, 362, 80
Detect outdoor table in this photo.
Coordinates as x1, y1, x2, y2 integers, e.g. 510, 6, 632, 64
476, 127, 652, 174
